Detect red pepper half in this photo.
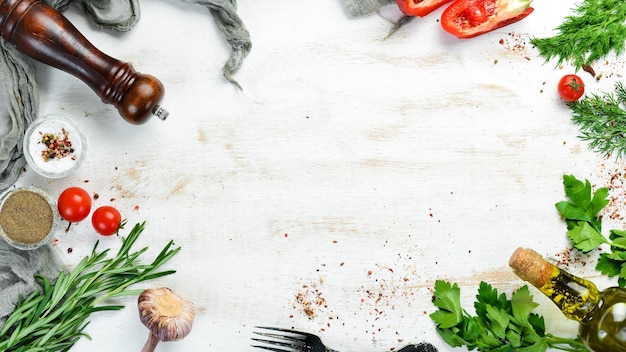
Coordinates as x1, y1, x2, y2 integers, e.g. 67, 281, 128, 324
396, 0, 454, 17
441, 0, 533, 38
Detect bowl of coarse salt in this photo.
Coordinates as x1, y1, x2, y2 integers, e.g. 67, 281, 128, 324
0, 187, 59, 250
23, 115, 87, 179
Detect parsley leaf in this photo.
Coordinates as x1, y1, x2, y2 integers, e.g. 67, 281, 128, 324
596, 253, 622, 277
556, 174, 626, 286
430, 280, 462, 329
566, 222, 609, 252
430, 280, 589, 351
510, 285, 538, 328
556, 174, 607, 232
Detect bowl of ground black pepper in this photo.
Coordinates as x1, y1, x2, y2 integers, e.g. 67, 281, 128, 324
23, 115, 87, 179
0, 187, 59, 250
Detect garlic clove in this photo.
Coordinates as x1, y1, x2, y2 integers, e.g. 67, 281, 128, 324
138, 287, 195, 343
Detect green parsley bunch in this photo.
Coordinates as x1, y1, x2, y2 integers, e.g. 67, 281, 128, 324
556, 174, 626, 287
430, 280, 589, 351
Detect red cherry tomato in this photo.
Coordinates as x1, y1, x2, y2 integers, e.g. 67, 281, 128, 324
92, 206, 122, 236
57, 187, 92, 223
558, 74, 585, 102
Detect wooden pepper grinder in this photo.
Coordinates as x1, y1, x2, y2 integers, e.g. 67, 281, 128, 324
0, 0, 168, 124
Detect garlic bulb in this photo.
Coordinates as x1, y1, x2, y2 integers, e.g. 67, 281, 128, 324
138, 287, 195, 352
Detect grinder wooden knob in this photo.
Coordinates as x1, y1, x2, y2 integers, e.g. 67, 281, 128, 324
0, 0, 168, 124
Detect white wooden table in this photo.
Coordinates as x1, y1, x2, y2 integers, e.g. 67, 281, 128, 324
11, 0, 626, 350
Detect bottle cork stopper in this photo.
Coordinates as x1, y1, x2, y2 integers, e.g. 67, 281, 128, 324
508, 247, 554, 287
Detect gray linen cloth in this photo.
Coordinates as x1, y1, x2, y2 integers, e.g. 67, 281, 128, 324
342, 0, 409, 38
343, 0, 395, 16
0, 0, 250, 329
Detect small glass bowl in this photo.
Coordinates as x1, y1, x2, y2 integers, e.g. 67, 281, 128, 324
0, 187, 59, 250
23, 115, 87, 179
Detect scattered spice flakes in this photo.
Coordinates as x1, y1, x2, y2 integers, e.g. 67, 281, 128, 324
356, 250, 426, 335
290, 243, 431, 343
293, 280, 331, 320
427, 208, 441, 223
498, 32, 531, 60
589, 57, 625, 80
551, 246, 595, 268
596, 158, 626, 228
499, 35, 619, 79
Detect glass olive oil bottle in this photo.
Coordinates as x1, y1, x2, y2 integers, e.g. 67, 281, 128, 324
509, 247, 626, 352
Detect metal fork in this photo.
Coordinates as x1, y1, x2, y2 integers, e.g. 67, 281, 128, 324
251, 326, 437, 352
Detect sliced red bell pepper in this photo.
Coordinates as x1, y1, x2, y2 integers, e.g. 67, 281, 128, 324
396, 0, 455, 17
441, 0, 534, 39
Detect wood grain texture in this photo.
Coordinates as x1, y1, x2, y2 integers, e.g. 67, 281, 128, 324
11, 0, 625, 351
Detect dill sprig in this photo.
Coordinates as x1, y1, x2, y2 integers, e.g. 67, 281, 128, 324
569, 81, 626, 158
0, 221, 180, 351
531, 0, 626, 69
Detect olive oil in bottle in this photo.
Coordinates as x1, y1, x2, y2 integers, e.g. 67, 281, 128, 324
509, 247, 626, 352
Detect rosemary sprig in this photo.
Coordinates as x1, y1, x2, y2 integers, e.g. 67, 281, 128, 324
568, 81, 626, 158
531, 0, 626, 69
0, 221, 180, 351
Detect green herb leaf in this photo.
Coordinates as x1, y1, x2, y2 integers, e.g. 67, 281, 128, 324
475, 281, 508, 317
527, 313, 546, 337
567, 221, 609, 252
430, 281, 588, 351
562, 174, 593, 210
557, 174, 626, 287
430, 280, 462, 329
556, 175, 610, 252
568, 82, 626, 159
0, 222, 180, 351
485, 304, 509, 339
591, 187, 610, 217
511, 285, 539, 328
531, 0, 626, 70
556, 175, 607, 232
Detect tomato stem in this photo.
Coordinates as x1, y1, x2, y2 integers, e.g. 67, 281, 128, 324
569, 78, 584, 92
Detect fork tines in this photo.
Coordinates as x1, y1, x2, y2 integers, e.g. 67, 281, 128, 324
251, 327, 308, 352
